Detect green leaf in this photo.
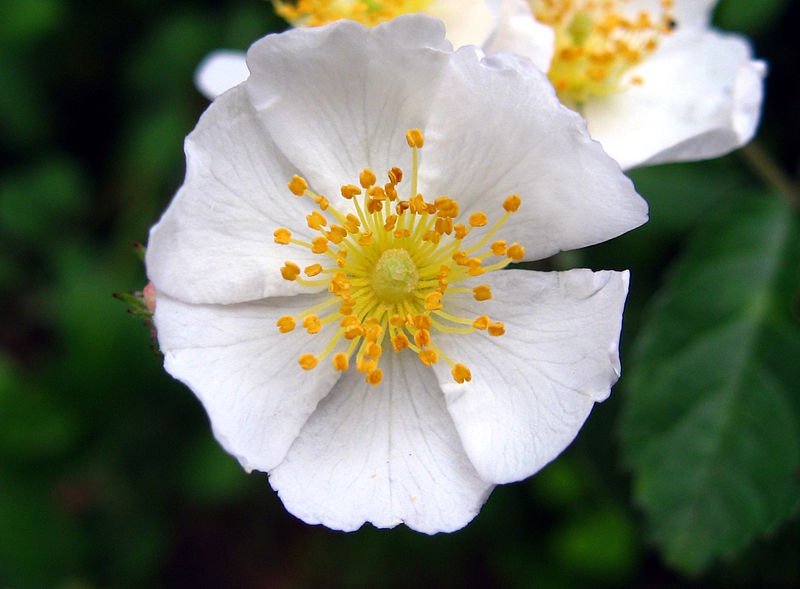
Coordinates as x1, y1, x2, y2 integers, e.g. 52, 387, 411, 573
714, 0, 790, 37
621, 195, 800, 573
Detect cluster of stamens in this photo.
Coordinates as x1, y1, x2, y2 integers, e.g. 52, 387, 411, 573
272, 0, 432, 27
532, 0, 676, 106
274, 129, 524, 387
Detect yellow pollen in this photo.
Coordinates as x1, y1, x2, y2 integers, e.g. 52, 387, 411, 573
298, 353, 318, 370
277, 315, 296, 333
289, 175, 308, 196
452, 363, 471, 384
303, 315, 322, 334
366, 369, 383, 386
275, 129, 526, 386
333, 353, 349, 371
341, 184, 361, 199
418, 349, 438, 366
405, 128, 424, 148
469, 212, 488, 227
272, 0, 434, 28
360, 168, 377, 189
531, 0, 674, 106
274, 228, 292, 244
488, 321, 505, 337
473, 285, 492, 301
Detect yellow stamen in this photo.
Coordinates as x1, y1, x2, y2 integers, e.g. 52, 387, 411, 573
289, 175, 308, 196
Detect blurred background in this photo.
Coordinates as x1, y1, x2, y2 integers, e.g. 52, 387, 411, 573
1, 0, 798, 587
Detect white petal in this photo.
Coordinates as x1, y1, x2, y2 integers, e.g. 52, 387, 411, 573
146, 84, 323, 305
154, 292, 341, 473
427, 0, 498, 48
244, 16, 452, 200
583, 31, 765, 169
433, 269, 630, 484
194, 50, 249, 100
269, 352, 493, 534
485, 0, 554, 72
625, 0, 716, 30
419, 47, 648, 260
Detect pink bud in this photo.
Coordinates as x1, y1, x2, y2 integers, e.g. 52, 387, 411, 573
143, 281, 156, 313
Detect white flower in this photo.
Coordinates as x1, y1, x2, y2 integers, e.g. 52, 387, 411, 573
492, 0, 766, 169
195, 0, 555, 99
148, 16, 647, 533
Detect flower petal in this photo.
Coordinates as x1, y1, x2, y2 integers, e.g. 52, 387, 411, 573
245, 16, 452, 200
433, 269, 630, 484
627, 0, 716, 30
419, 47, 648, 260
427, 0, 497, 48
194, 50, 249, 100
583, 31, 765, 170
146, 84, 323, 305
269, 352, 493, 534
154, 291, 341, 473
485, 0, 554, 72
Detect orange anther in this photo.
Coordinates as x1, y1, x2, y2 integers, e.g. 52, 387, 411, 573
288, 175, 308, 196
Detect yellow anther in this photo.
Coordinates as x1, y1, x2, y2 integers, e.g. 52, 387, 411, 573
288, 175, 308, 196
346, 213, 361, 228
366, 369, 383, 386
508, 243, 525, 261
453, 224, 469, 239
326, 225, 347, 244
368, 186, 386, 200
413, 314, 432, 330
473, 285, 492, 301
359, 168, 377, 189
337, 257, 346, 267
396, 201, 410, 215
388, 167, 403, 184
333, 353, 349, 371
414, 329, 431, 348
357, 358, 377, 373
273, 228, 292, 244
453, 251, 468, 265
630, 75, 644, 86
405, 128, 424, 149
437, 265, 451, 279
386, 315, 404, 329
452, 363, 472, 384
366, 198, 383, 214
385, 183, 398, 201
341, 184, 361, 199
358, 231, 373, 246
366, 343, 382, 360
418, 349, 438, 366
364, 323, 382, 343
424, 291, 443, 311
277, 315, 296, 333
473, 315, 489, 330
392, 333, 410, 351
303, 315, 322, 334
488, 321, 505, 336
491, 240, 507, 256
344, 325, 364, 340
469, 212, 488, 227
394, 228, 410, 239
422, 230, 441, 244
340, 314, 360, 327
304, 263, 323, 277
383, 215, 398, 231
311, 236, 329, 254
298, 353, 318, 370
503, 194, 521, 212
307, 210, 327, 230
317, 195, 329, 211
435, 217, 453, 235
281, 261, 301, 281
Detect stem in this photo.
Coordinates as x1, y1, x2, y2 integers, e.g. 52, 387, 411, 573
740, 142, 800, 209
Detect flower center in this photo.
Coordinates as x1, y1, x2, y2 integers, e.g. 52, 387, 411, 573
272, 0, 433, 27
531, 0, 675, 107
274, 129, 525, 387
372, 248, 419, 303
